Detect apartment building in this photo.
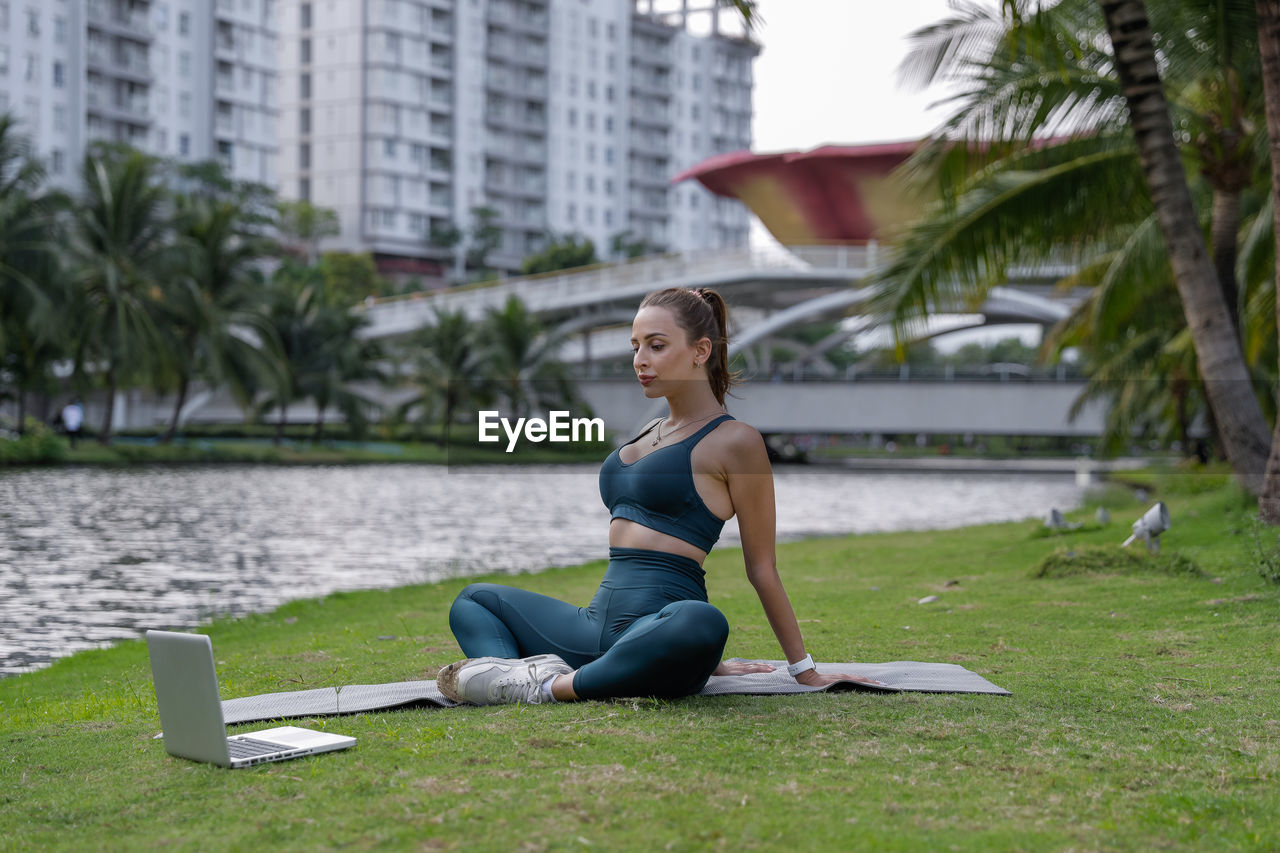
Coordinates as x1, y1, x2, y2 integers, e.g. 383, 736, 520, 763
0, 0, 277, 189
3, 1, 754, 272
276, 0, 757, 275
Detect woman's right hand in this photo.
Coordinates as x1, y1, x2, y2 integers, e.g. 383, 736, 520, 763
712, 659, 777, 676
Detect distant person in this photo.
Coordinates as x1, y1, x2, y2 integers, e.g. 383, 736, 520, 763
437, 287, 883, 706
61, 400, 84, 448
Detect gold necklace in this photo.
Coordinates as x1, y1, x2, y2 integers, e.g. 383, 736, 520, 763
651, 410, 725, 446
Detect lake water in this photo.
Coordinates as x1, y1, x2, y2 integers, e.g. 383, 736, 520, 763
0, 464, 1085, 676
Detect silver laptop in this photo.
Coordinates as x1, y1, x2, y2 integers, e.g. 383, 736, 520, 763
146, 630, 356, 768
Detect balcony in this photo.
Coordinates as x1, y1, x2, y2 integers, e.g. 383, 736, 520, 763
86, 0, 153, 42
86, 88, 152, 125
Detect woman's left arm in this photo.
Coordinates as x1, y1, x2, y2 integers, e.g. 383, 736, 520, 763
724, 427, 883, 688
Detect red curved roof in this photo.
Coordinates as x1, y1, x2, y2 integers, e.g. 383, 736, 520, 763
674, 141, 923, 244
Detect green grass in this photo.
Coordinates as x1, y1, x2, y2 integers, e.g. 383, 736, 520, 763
2, 475, 1278, 851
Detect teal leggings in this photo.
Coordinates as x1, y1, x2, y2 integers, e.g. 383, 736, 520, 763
448, 547, 729, 700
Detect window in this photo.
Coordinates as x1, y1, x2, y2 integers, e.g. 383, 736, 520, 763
567, 108, 576, 128
299, 107, 311, 133
605, 116, 613, 134
299, 143, 310, 168
52, 61, 63, 87
178, 92, 191, 117
299, 177, 311, 201
0, 3, 8, 31
300, 73, 311, 98
178, 51, 191, 77
300, 2, 311, 28
154, 4, 167, 30
53, 104, 65, 131
54, 15, 65, 42
23, 53, 36, 82
179, 133, 190, 155
0, 46, 9, 76
383, 138, 396, 157
50, 149, 63, 174
300, 38, 311, 63
178, 11, 190, 35
25, 7, 36, 36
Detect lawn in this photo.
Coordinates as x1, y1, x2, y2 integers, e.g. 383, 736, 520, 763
2, 469, 1277, 851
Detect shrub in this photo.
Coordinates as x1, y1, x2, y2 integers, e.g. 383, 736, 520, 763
0, 418, 69, 465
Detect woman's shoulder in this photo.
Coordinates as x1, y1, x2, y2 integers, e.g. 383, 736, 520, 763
709, 417, 768, 458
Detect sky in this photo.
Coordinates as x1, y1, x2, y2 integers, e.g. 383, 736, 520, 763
739, 1, 1038, 351
748, 0, 965, 152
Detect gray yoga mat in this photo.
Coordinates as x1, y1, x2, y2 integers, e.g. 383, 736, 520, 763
220, 660, 1009, 725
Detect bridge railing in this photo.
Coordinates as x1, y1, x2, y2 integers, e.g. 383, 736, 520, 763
571, 361, 1086, 383
358, 242, 881, 335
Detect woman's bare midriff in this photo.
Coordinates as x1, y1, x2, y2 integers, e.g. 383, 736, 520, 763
608, 518, 708, 564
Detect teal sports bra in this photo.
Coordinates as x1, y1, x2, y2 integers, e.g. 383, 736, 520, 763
598, 414, 735, 553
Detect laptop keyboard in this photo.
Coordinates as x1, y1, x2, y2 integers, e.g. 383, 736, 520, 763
227, 737, 292, 759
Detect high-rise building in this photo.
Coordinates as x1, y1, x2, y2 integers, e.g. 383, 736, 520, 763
276, 0, 757, 276
3, 1, 755, 273
0, 0, 278, 188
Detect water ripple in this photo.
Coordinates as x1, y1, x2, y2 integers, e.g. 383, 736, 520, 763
0, 464, 1082, 676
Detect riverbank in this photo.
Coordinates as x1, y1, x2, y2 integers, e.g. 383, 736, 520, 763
2, 467, 1277, 851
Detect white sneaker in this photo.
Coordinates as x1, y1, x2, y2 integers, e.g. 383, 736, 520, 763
436, 654, 573, 705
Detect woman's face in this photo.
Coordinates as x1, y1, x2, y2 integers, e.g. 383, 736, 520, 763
630, 306, 708, 398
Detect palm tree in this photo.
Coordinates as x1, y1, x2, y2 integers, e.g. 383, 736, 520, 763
1252, 0, 1280, 520
400, 307, 488, 447
1097, 0, 1269, 491
862, 0, 1271, 491
0, 115, 66, 434
479, 295, 579, 422
158, 194, 279, 442
66, 144, 175, 444
257, 271, 382, 443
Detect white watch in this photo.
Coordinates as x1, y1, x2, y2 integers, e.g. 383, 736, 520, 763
787, 654, 816, 677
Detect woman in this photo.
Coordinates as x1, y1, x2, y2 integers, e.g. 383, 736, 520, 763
438, 286, 880, 704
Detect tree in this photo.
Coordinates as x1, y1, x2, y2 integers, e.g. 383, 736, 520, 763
275, 199, 340, 264
0, 115, 66, 435
399, 307, 488, 447
1096, 0, 1269, 491
67, 145, 175, 444
520, 233, 599, 275
465, 205, 503, 275
479, 295, 579, 421
1252, 0, 1280, 520
159, 194, 279, 442
851, 0, 1272, 489
609, 229, 667, 260
319, 251, 386, 305
257, 271, 382, 443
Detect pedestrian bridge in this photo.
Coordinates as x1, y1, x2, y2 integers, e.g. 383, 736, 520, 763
357, 244, 1084, 372
575, 375, 1112, 439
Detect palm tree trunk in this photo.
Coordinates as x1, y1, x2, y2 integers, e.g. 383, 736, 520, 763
314, 405, 325, 441
1210, 188, 1242, 337
1253, 0, 1280, 521
100, 367, 117, 445
16, 391, 25, 436
163, 334, 199, 445
1099, 0, 1270, 494
164, 375, 190, 445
